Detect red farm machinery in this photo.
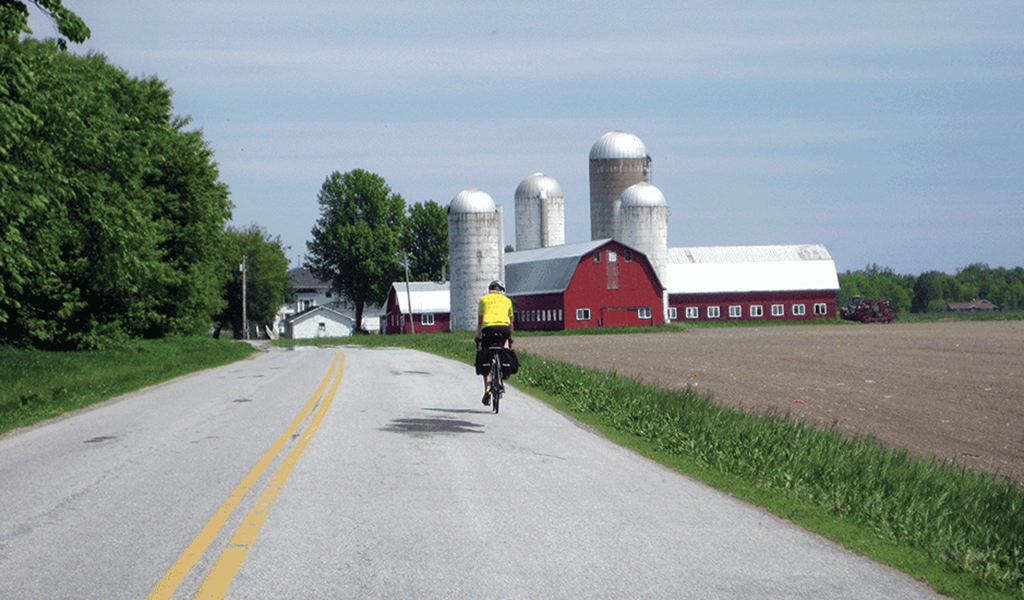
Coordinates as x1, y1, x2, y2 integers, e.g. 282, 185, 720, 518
839, 296, 897, 323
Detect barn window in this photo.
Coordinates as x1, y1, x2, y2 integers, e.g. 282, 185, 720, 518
814, 303, 827, 315
750, 305, 764, 318
421, 313, 434, 326
707, 306, 721, 319
793, 304, 806, 316
593, 251, 601, 263
771, 304, 785, 317
576, 308, 591, 321
667, 307, 678, 320
728, 305, 742, 318
624, 249, 632, 262
638, 307, 652, 319
685, 307, 699, 319
558, 309, 564, 321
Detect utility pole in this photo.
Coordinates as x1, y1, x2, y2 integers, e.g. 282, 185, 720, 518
240, 256, 248, 340
403, 250, 415, 334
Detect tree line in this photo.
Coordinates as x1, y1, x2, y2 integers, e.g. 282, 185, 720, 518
2, 3, 292, 348
838, 264, 1024, 315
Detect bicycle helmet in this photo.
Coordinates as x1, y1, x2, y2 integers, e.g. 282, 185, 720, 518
488, 279, 505, 292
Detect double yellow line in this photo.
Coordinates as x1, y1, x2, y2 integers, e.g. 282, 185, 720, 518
147, 349, 346, 600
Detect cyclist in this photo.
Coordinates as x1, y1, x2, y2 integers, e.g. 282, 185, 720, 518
475, 279, 514, 406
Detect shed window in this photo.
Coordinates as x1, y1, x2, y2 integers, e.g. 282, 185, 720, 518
685, 307, 699, 319
814, 303, 827, 315
638, 307, 652, 319
771, 304, 785, 317
421, 313, 434, 326
728, 305, 742, 318
707, 306, 721, 319
667, 307, 678, 320
793, 304, 806, 316
576, 308, 591, 321
750, 305, 764, 318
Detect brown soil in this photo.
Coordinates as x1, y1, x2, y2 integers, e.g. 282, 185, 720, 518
516, 321, 1024, 482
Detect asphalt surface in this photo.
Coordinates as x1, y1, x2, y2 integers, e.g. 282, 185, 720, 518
0, 345, 946, 599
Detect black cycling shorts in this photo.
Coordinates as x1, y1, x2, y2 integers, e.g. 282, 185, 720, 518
480, 326, 511, 348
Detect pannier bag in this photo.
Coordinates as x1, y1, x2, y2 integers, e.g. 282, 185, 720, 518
475, 346, 519, 378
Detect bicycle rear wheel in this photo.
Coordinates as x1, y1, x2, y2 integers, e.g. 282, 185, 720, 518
489, 355, 502, 414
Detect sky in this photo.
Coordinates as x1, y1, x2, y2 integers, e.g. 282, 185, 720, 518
29, 1, 1024, 275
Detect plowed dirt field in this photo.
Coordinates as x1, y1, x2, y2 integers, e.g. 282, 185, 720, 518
516, 321, 1024, 482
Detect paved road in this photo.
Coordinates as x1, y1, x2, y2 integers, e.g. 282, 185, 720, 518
0, 346, 945, 599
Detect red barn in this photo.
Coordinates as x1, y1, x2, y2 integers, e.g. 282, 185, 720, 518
506, 239, 665, 331
663, 245, 840, 322
381, 281, 451, 334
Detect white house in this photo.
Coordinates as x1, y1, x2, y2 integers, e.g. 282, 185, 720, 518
276, 267, 382, 335
284, 306, 356, 339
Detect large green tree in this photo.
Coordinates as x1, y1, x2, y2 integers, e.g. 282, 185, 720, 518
215, 225, 291, 338
307, 169, 406, 332
0, 39, 232, 348
403, 200, 448, 282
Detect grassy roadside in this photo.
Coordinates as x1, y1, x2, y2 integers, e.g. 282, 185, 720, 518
0, 336, 256, 437
321, 329, 1023, 600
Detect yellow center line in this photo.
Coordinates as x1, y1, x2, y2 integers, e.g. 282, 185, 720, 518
146, 349, 343, 600
192, 351, 345, 599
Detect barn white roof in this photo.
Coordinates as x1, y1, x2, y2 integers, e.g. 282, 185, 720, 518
505, 239, 611, 296
390, 281, 451, 313
664, 245, 839, 294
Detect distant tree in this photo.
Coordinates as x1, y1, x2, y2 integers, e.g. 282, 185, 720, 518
403, 200, 448, 281
215, 225, 291, 337
912, 271, 953, 313
307, 170, 406, 332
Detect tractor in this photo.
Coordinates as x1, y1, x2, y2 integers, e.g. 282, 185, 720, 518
839, 296, 897, 323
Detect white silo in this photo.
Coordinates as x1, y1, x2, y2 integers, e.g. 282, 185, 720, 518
447, 189, 504, 332
589, 131, 651, 241
514, 173, 565, 251
618, 182, 669, 283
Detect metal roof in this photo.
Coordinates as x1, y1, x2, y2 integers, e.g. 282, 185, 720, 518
287, 267, 329, 290
621, 182, 667, 207
505, 239, 611, 296
390, 281, 451, 313
664, 245, 840, 294
515, 173, 563, 200
448, 188, 495, 213
589, 131, 648, 160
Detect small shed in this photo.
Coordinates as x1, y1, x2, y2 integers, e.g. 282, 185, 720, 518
506, 239, 665, 330
284, 306, 356, 339
381, 281, 451, 334
664, 245, 840, 322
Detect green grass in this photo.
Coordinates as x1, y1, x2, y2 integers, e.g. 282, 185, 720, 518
0, 336, 256, 436
314, 330, 1023, 600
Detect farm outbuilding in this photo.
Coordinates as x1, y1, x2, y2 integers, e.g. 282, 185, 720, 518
284, 305, 356, 339
506, 239, 665, 331
381, 281, 452, 334
663, 245, 840, 322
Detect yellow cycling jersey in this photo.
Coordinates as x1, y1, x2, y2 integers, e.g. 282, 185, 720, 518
478, 292, 513, 328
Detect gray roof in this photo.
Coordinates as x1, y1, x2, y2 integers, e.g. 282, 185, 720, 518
288, 267, 329, 290
505, 239, 611, 296
589, 131, 648, 160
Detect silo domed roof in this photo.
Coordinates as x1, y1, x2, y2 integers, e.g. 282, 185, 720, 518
515, 173, 564, 200
449, 188, 496, 213
620, 182, 667, 207
589, 131, 648, 160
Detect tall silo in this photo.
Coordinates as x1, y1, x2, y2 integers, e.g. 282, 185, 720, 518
514, 173, 565, 251
618, 182, 669, 283
447, 189, 503, 331
589, 131, 651, 240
